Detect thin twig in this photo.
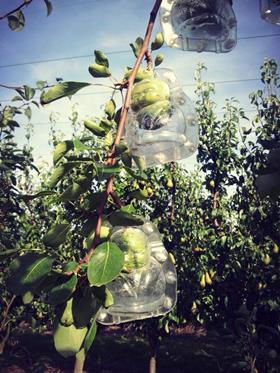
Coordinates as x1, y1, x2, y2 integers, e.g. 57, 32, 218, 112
0, 295, 16, 331
0, 83, 23, 90
0, 0, 33, 21
81, 0, 163, 264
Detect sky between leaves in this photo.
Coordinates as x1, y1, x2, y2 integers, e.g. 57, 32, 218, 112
0, 0, 279, 168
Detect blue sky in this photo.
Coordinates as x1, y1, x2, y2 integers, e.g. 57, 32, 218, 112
0, 0, 280, 167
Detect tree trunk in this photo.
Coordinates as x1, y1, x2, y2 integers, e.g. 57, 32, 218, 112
149, 354, 157, 373
147, 320, 158, 373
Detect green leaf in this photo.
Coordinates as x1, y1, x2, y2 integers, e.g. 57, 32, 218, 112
87, 242, 124, 286
43, 0, 53, 16
81, 192, 103, 212
115, 143, 128, 156
73, 287, 101, 327
11, 95, 23, 102
62, 261, 79, 273
24, 85, 36, 100
40, 82, 90, 104
0, 247, 21, 259
96, 163, 121, 177
53, 141, 74, 165
54, 323, 88, 358
48, 275, 78, 305
94, 50, 109, 67
84, 120, 106, 137
43, 223, 70, 247
24, 106, 32, 121
73, 138, 92, 151
20, 190, 55, 201
109, 210, 144, 226
8, 253, 54, 295
105, 99, 116, 120
48, 161, 78, 188
8, 10, 25, 32
123, 166, 148, 182
60, 177, 91, 202
36, 80, 47, 90
129, 189, 149, 200
84, 320, 97, 353
130, 37, 144, 58
120, 204, 136, 214
88, 64, 111, 78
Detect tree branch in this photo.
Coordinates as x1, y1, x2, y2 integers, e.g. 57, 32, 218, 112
0, 0, 33, 21
81, 0, 163, 264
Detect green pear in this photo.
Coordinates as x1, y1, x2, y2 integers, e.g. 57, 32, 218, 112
60, 298, 74, 326
131, 78, 170, 111
112, 227, 149, 271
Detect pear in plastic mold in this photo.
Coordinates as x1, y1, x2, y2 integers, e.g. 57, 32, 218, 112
125, 68, 198, 168
96, 221, 177, 325
159, 0, 237, 53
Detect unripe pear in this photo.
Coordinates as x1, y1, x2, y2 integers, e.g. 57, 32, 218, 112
191, 301, 198, 314
209, 180, 215, 188
167, 178, 174, 188
60, 298, 74, 326
205, 272, 212, 285
263, 254, 271, 265
131, 78, 170, 111
88, 63, 111, 78
200, 274, 206, 288
273, 244, 279, 254
151, 32, 164, 51
155, 53, 164, 67
112, 227, 149, 271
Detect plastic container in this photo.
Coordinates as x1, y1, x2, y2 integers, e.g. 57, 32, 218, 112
159, 0, 237, 53
97, 221, 177, 325
125, 68, 198, 168
260, 0, 280, 25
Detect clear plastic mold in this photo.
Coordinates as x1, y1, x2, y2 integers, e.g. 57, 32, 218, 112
96, 221, 177, 325
260, 0, 280, 25
125, 68, 198, 168
159, 0, 237, 53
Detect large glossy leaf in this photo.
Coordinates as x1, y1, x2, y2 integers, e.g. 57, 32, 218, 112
73, 287, 101, 327
84, 320, 98, 353
40, 82, 90, 105
87, 242, 124, 286
8, 253, 54, 295
54, 323, 88, 358
43, 223, 70, 247
109, 210, 144, 226
48, 275, 78, 305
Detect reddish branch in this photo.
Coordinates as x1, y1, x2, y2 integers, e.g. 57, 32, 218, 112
80, 0, 163, 264
0, 0, 33, 21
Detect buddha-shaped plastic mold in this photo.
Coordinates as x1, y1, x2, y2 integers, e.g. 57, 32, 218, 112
260, 0, 280, 25
125, 68, 198, 168
159, 0, 237, 53
97, 221, 177, 325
